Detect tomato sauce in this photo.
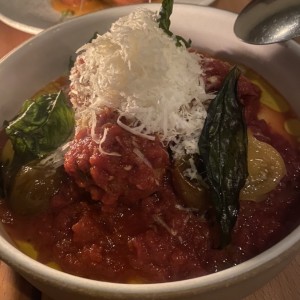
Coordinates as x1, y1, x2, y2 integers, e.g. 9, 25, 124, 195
1, 54, 300, 283
1, 152, 299, 282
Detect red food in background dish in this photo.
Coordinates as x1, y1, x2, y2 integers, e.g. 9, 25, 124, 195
51, 0, 156, 17
57, 0, 154, 8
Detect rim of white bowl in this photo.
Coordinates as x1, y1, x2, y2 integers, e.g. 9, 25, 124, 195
0, 225, 299, 295
0, 3, 300, 296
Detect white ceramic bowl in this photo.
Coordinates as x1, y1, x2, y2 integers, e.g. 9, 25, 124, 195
0, 4, 300, 300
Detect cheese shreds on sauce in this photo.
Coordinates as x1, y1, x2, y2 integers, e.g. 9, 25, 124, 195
70, 8, 214, 163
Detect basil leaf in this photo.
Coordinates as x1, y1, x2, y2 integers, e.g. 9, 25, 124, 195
5, 91, 75, 163
158, 0, 191, 48
198, 67, 248, 247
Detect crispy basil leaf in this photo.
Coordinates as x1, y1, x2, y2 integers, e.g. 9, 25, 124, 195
5, 91, 74, 163
198, 66, 248, 247
158, 0, 191, 48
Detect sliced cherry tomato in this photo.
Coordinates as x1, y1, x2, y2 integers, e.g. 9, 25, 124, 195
240, 131, 286, 201
171, 155, 210, 212
8, 159, 64, 215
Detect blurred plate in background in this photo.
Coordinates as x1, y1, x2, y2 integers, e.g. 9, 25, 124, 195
0, 0, 215, 34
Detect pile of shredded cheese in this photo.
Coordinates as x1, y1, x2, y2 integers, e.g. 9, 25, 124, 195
70, 8, 214, 176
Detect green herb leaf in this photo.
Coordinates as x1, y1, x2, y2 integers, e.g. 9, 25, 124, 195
198, 66, 248, 247
158, 0, 191, 48
5, 91, 75, 163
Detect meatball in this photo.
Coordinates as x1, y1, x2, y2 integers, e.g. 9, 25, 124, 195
64, 108, 169, 210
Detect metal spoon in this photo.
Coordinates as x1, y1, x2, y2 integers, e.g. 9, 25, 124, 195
234, 0, 300, 45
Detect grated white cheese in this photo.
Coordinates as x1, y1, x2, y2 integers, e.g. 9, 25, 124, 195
70, 8, 214, 168
98, 127, 122, 157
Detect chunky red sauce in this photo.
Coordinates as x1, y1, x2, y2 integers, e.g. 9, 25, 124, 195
1, 54, 300, 283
